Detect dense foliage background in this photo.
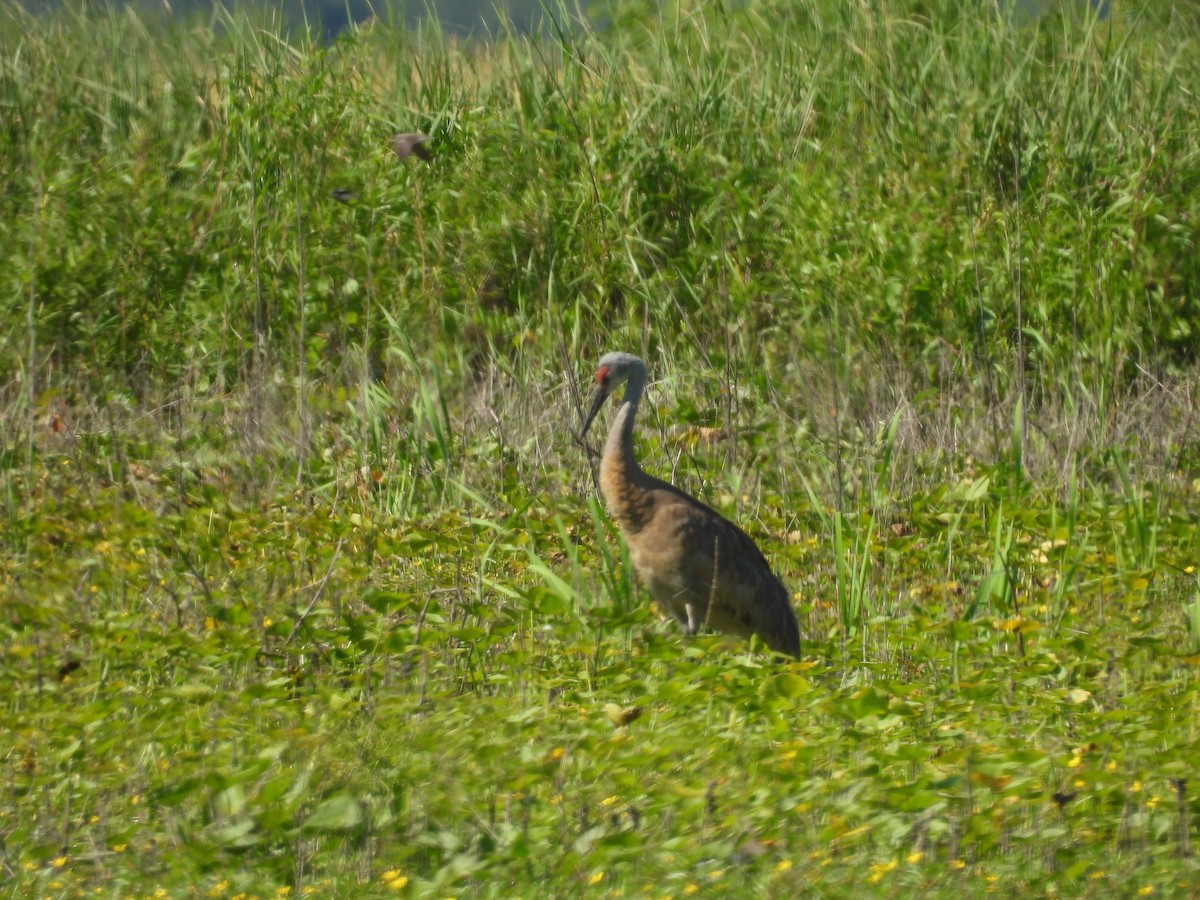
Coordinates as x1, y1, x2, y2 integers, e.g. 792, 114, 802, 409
2, 0, 1199, 896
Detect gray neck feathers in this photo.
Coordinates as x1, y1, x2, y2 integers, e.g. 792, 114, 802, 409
605, 370, 645, 479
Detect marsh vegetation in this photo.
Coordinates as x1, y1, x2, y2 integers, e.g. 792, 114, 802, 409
2, 0, 1199, 895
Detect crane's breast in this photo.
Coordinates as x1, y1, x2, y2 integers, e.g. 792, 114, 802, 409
625, 503, 714, 598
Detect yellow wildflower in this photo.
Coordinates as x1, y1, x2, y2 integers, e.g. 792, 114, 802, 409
868, 860, 899, 883
381, 870, 408, 890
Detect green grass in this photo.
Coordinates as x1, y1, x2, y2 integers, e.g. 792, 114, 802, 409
3, 0, 1200, 896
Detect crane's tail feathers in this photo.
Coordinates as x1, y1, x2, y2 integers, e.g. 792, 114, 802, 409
769, 605, 802, 659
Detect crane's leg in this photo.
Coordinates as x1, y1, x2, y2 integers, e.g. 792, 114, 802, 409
700, 535, 721, 634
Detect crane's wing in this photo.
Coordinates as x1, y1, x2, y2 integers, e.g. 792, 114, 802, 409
662, 494, 801, 658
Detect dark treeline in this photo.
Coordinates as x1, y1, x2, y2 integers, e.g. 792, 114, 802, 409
15, 0, 1126, 40
17, 0, 566, 37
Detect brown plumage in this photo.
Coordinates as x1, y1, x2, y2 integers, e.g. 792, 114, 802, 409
391, 132, 432, 162
580, 352, 800, 658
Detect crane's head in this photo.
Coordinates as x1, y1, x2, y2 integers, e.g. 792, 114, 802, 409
579, 352, 646, 440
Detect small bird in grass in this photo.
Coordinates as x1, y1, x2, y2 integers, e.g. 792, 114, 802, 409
330, 132, 431, 205
391, 132, 432, 162
579, 352, 800, 658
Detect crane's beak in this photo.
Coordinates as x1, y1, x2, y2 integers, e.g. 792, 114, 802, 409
579, 384, 611, 441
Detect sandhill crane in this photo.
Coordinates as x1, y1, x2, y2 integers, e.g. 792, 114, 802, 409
579, 352, 800, 658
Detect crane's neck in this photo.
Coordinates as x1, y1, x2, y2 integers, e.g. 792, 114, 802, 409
599, 366, 656, 532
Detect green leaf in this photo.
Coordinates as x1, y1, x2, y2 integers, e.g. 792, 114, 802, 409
300, 794, 364, 833
210, 819, 260, 848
